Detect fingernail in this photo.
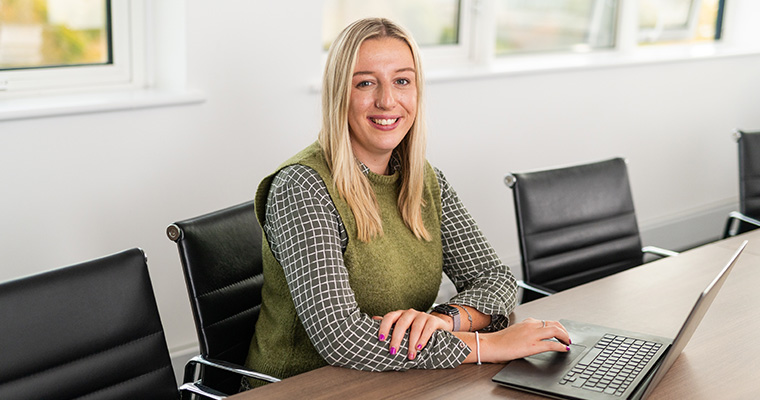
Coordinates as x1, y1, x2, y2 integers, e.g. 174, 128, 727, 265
569, 339, 572, 345
409, 352, 416, 360
416, 344, 422, 350
378, 334, 385, 341
566, 346, 571, 351
390, 347, 397, 355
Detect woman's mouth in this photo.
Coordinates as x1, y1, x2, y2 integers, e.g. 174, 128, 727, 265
370, 117, 399, 126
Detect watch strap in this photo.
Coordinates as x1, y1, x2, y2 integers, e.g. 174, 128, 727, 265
433, 304, 460, 331
451, 310, 460, 331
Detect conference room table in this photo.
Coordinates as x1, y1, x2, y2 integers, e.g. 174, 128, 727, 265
230, 230, 760, 399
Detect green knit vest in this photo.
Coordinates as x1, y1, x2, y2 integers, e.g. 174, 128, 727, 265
244, 142, 443, 385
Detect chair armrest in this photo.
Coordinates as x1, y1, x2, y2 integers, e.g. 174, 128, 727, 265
179, 381, 228, 400
641, 246, 679, 258
517, 280, 556, 297
188, 354, 281, 384
724, 211, 760, 238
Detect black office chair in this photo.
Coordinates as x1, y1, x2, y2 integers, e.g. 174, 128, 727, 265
504, 158, 677, 303
0, 248, 224, 399
723, 129, 760, 238
166, 200, 279, 396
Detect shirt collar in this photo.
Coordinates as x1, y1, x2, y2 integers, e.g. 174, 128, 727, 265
357, 152, 402, 176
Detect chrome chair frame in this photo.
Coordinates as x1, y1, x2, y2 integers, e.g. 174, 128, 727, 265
167, 201, 279, 398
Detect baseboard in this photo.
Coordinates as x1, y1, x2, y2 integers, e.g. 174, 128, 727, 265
638, 199, 736, 252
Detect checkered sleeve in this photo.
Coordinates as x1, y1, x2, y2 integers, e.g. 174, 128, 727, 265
434, 167, 518, 331
263, 164, 469, 371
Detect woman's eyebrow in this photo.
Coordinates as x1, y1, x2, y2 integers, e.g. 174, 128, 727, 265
353, 67, 415, 77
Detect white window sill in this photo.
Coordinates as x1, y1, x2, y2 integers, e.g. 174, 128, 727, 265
0, 87, 206, 122
307, 43, 760, 93
424, 43, 760, 83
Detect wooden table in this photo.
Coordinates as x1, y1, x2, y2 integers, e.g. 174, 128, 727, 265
229, 231, 760, 399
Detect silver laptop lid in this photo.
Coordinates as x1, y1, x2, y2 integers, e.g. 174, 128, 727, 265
639, 240, 747, 399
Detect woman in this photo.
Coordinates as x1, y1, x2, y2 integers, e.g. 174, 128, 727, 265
243, 17, 570, 389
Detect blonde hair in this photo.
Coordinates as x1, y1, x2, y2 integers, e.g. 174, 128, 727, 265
319, 18, 430, 243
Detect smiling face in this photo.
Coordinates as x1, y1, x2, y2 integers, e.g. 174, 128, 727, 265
347, 37, 417, 174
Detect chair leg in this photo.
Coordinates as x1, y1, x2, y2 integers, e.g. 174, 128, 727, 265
182, 360, 199, 400
723, 217, 735, 239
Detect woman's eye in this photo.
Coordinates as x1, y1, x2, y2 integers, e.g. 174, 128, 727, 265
396, 78, 410, 85
356, 81, 372, 88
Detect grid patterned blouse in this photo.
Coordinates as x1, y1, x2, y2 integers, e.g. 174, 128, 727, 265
261, 161, 517, 371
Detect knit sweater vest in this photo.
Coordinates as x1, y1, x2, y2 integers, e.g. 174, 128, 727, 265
245, 142, 443, 385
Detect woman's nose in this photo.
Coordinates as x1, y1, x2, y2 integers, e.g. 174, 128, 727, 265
374, 84, 396, 110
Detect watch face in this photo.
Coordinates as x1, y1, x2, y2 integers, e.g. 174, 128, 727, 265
434, 304, 461, 332
434, 304, 458, 316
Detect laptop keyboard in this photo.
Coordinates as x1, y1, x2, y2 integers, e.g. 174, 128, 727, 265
559, 334, 663, 396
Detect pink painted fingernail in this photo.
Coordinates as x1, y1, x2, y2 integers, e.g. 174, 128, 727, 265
390, 347, 397, 355
566, 346, 571, 351
417, 344, 422, 350
379, 334, 385, 341
409, 352, 416, 360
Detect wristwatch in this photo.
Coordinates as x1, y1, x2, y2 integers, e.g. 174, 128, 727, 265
432, 304, 460, 331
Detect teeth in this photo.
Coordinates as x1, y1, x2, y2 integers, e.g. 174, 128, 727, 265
372, 118, 398, 126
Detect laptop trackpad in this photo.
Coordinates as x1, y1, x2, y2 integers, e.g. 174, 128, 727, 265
492, 343, 588, 391
522, 343, 586, 371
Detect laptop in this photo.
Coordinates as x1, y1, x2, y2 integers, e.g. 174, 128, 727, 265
492, 240, 747, 400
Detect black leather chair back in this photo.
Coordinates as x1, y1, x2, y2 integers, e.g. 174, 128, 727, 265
508, 158, 644, 303
0, 248, 179, 400
737, 130, 760, 233
166, 201, 263, 394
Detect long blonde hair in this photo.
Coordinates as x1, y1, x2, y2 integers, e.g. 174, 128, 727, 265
319, 18, 430, 243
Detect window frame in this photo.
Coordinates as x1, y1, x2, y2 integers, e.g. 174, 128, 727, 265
0, 0, 203, 122
414, 0, 757, 84
0, 0, 145, 96
320, 0, 478, 70
324, 0, 736, 68
637, 0, 705, 44
416, 0, 474, 67
490, 0, 619, 56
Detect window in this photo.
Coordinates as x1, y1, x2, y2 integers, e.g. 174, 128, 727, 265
0, 0, 142, 94
321, 0, 472, 67
494, 0, 618, 55
638, 0, 724, 44
323, 0, 730, 70
322, 0, 462, 49
0, 0, 111, 70
0, 0, 200, 122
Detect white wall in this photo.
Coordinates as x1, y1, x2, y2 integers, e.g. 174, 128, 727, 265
1, 0, 759, 365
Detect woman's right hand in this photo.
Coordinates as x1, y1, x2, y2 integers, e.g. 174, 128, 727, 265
374, 309, 450, 360
465, 318, 571, 363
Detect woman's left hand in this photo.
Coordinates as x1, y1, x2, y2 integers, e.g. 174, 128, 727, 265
373, 309, 450, 360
